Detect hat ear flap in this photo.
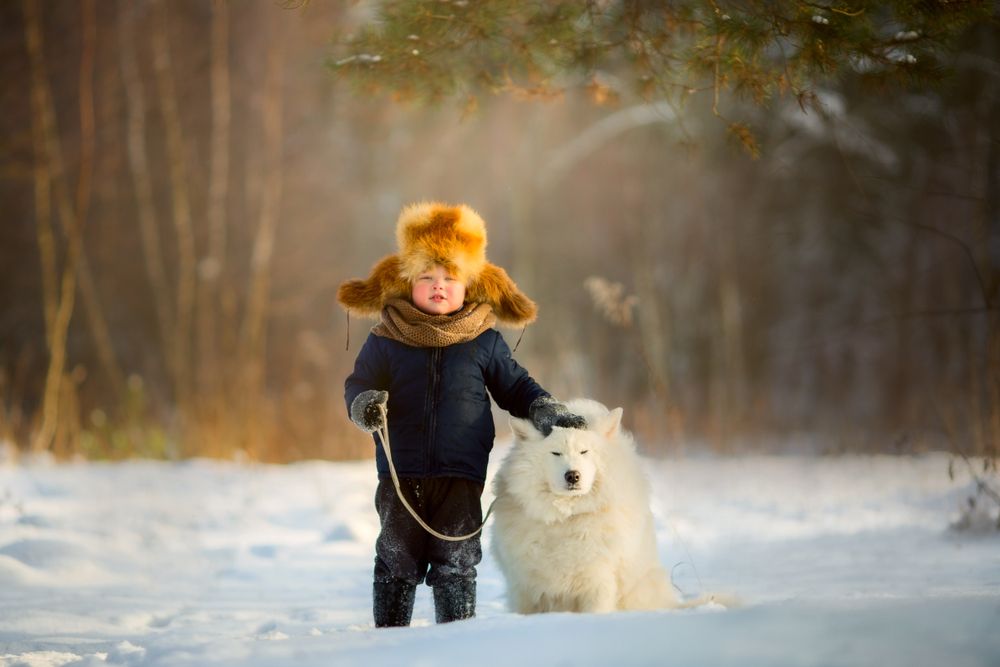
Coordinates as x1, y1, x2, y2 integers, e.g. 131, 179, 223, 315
337, 255, 409, 317
468, 263, 537, 327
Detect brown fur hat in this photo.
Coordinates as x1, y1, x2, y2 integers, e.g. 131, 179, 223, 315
337, 202, 537, 326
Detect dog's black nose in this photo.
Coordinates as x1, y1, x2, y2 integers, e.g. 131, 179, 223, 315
565, 470, 581, 486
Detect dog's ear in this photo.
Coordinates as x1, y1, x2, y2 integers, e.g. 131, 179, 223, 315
597, 407, 623, 439
509, 416, 543, 442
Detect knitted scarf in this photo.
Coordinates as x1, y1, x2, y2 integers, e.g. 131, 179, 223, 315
373, 298, 497, 348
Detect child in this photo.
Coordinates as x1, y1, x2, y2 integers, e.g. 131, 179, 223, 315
338, 202, 585, 627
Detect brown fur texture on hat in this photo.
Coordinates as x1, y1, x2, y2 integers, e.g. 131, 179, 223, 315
337, 202, 537, 326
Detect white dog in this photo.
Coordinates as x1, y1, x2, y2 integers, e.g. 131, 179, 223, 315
490, 399, 677, 614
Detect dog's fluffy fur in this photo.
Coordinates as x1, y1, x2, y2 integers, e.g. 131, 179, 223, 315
490, 399, 677, 614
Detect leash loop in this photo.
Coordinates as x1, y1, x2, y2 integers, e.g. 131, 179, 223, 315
375, 403, 496, 542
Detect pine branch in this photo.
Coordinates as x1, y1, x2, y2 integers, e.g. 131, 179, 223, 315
332, 0, 994, 113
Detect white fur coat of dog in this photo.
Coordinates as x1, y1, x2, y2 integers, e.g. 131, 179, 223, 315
490, 399, 677, 614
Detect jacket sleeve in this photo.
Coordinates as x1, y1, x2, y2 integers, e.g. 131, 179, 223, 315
484, 332, 549, 419
344, 333, 389, 416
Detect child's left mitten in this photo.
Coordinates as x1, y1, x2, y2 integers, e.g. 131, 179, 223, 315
350, 389, 389, 433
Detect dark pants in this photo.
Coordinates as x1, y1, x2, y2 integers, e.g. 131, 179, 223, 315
374, 477, 483, 587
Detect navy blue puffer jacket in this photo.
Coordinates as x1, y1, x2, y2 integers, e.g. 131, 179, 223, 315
345, 330, 548, 483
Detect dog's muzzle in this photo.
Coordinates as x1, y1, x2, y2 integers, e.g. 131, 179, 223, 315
564, 470, 581, 489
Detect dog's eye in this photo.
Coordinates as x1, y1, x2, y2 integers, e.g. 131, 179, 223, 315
580, 450, 589, 455
550, 452, 562, 457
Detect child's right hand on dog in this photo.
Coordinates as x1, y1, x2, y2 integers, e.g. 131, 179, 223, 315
350, 389, 389, 433
528, 396, 587, 436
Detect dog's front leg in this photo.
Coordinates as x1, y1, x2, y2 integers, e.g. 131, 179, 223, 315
576, 575, 618, 613
510, 586, 542, 614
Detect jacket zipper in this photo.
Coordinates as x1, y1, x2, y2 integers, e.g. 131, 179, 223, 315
425, 347, 442, 473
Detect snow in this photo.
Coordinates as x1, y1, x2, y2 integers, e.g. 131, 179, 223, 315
1, 447, 997, 666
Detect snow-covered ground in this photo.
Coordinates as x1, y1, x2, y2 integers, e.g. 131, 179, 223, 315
1, 445, 997, 666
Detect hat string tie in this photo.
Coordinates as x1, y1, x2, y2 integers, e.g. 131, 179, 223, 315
512, 325, 526, 353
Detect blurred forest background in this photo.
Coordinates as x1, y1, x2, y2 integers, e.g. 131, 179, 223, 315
1, 0, 998, 463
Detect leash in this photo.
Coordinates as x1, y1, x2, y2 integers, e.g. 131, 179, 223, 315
665, 512, 706, 600
375, 403, 497, 542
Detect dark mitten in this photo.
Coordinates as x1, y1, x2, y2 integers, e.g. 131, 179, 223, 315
529, 396, 587, 436
350, 390, 389, 433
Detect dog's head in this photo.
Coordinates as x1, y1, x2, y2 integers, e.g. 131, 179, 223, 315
508, 403, 624, 500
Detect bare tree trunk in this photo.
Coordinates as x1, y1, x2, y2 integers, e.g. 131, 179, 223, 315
75, 0, 96, 252
152, 0, 197, 414
72, 0, 122, 403
239, 15, 287, 456
712, 271, 747, 448
24, 0, 92, 453
31, 22, 56, 348
197, 0, 231, 401
627, 199, 676, 443
989, 317, 999, 459
890, 219, 919, 431
76, 254, 126, 400
982, 50, 1000, 461
117, 0, 175, 397
633, 260, 671, 398
28, 1, 124, 419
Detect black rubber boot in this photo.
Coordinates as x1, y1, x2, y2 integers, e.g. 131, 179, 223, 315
433, 579, 476, 623
373, 580, 417, 628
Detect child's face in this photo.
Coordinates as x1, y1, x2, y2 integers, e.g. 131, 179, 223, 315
411, 265, 466, 315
